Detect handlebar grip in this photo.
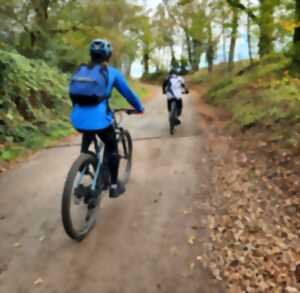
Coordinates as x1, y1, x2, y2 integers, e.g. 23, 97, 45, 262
126, 109, 140, 115
113, 108, 142, 115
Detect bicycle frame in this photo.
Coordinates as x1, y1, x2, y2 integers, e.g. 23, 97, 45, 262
91, 138, 103, 191
76, 108, 137, 194
74, 137, 104, 195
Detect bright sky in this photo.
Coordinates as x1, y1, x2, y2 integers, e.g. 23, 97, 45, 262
146, 0, 161, 9
130, 0, 256, 78
136, 0, 161, 9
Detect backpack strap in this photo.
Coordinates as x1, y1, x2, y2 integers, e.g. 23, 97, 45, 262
99, 65, 111, 115
81, 63, 111, 114
99, 66, 109, 88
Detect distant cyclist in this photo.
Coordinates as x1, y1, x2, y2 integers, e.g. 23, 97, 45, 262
162, 69, 189, 124
69, 39, 144, 204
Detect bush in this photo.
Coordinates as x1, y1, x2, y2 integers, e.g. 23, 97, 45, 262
0, 49, 72, 161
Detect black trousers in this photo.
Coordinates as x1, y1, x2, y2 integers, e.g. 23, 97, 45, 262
80, 125, 119, 185
167, 98, 183, 116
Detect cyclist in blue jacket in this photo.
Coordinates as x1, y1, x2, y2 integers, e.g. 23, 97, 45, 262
70, 39, 144, 202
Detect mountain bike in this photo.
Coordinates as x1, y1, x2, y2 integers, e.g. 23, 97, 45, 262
168, 89, 188, 135
61, 108, 137, 241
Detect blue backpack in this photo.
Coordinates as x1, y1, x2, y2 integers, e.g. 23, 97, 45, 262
69, 64, 109, 106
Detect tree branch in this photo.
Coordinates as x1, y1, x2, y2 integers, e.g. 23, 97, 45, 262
226, 0, 257, 22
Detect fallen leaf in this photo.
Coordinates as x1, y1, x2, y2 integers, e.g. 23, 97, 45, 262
39, 236, 46, 243
33, 278, 44, 286
285, 287, 299, 293
188, 236, 196, 245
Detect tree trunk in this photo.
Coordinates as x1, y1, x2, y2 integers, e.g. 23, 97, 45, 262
221, 9, 227, 62
170, 44, 175, 61
30, 31, 37, 48
258, 0, 275, 57
30, 0, 51, 52
31, 0, 49, 21
206, 21, 214, 73
228, 7, 239, 71
184, 28, 193, 68
247, 0, 253, 64
143, 52, 149, 75
191, 39, 202, 71
293, 0, 300, 72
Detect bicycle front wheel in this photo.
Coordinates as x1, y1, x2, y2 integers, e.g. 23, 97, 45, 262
117, 129, 132, 185
61, 153, 98, 241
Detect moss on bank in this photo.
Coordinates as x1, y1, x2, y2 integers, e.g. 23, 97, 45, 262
192, 55, 300, 128
0, 50, 72, 161
190, 54, 300, 149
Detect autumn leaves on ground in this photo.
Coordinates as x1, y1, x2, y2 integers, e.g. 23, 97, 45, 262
190, 57, 300, 291
1, 0, 300, 292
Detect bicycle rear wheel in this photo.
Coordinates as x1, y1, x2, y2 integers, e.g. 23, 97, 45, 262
169, 101, 177, 135
117, 129, 132, 185
61, 153, 99, 241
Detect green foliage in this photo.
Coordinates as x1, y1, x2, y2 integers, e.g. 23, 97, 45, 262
0, 0, 147, 72
190, 60, 249, 84
110, 80, 148, 108
142, 71, 168, 84
206, 54, 289, 102
203, 54, 300, 130
0, 49, 72, 161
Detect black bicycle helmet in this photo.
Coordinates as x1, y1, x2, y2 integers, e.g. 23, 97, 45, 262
90, 39, 112, 61
169, 68, 177, 75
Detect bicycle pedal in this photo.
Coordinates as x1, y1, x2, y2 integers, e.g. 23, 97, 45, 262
74, 184, 89, 204
87, 190, 100, 209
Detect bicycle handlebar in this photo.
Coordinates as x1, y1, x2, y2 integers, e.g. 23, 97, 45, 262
113, 108, 140, 115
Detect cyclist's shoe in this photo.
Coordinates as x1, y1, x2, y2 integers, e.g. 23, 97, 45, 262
88, 197, 97, 209
87, 190, 99, 209
175, 118, 181, 125
74, 184, 90, 204
109, 182, 126, 198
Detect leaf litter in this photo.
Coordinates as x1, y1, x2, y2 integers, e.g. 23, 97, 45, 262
33, 278, 44, 286
202, 135, 300, 292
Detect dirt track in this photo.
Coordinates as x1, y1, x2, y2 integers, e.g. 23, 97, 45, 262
0, 87, 224, 293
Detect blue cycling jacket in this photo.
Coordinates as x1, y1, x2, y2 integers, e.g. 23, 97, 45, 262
70, 65, 144, 131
